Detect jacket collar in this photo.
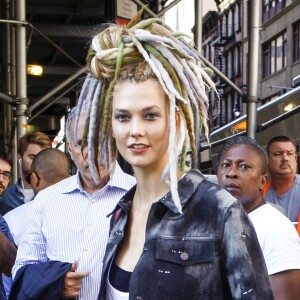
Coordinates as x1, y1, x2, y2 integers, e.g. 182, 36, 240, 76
160, 169, 205, 214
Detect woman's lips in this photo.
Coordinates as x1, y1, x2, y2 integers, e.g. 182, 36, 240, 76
128, 144, 149, 154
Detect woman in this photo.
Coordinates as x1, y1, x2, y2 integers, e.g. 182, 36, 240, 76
75, 10, 273, 300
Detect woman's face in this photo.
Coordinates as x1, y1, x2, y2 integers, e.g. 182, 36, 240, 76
112, 79, 170, 172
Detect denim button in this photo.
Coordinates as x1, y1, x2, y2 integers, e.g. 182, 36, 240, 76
180, 252, 189, 261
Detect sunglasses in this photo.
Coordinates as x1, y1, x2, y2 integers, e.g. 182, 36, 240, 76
25, 171, 40, 185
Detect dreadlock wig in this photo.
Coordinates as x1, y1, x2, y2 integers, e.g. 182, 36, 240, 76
75, 10, 216, 213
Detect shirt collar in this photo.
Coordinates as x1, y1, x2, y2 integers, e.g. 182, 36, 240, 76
63, 162, 135, 194
108, 163, 136, 191
62, 172, 81, 194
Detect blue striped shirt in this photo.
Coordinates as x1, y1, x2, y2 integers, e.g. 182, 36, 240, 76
13, 163, 136, 300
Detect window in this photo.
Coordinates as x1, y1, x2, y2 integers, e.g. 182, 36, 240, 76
225, 54, 229, 77
221, 14, 228, 37
226, 93, 235, 122
293, 20, 300, 62
203, 45, 207, 59
247, 0, 250, 35
231, 49, 235, 79
228, 9, 233, 36
262, 0, 286, 23
262, 31, 287, 78
225, 13, 229, 36
235, 1, 242, 32
235, 45, 241, 76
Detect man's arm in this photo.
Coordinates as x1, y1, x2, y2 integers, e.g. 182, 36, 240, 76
0, 231, 17, 276
12, 199, 48, 278
270, 270, 300, 300
260, 209, 300, 299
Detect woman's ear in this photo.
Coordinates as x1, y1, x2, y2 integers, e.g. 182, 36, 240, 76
109, 119, 115, 138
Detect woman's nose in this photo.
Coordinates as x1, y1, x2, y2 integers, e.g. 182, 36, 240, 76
130, 118, 145, 137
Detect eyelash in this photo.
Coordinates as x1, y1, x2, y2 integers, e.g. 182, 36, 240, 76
221, 163, 250, 170
115, 114, 130, 122
221, 163, 230, 168
145, 112, 159, 120
114, 112, 159, 122
240, 164, 249, 170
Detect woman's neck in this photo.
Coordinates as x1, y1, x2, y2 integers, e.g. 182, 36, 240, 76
132, 167, 184, 208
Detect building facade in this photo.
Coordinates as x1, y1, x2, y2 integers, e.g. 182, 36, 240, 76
206, 0, 300, 129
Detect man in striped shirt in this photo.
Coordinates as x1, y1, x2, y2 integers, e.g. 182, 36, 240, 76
12, 107, 136, 299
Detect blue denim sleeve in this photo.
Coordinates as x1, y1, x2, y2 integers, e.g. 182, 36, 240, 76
0, 215, 13, 242
221, 201, 274, 299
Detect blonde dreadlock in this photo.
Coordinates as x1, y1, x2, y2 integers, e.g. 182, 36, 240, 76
75, 9, 216, 213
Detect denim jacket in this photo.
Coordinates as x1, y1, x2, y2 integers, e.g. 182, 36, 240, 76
99, 170, 273, 300
2, 179, 25, 209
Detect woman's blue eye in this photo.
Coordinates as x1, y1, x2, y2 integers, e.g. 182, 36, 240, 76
145, 112, 159, 120
115, 114, 130, 122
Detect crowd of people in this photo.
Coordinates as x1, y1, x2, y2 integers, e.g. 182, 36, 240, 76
0, 10, 300, 300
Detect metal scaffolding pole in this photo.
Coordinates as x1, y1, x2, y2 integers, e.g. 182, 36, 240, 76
2, 0, 11, 151
156, 0, 182, 17
246, 0, 260, 139
15, 0, 27, 139
28, 82, 80, 122
10, 0, 17, 182
0, 92, 14, 104
194, 0, 202, 51
29, 67, 86, 113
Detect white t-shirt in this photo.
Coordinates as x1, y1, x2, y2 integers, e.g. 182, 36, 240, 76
106, 276, 129, 300
4, 200, 34, 246
21, 187, 35, 203
249, 203, 300, 275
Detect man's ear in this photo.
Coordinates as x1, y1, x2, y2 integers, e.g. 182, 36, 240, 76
31, 172, 40, 188
68, 143, 74, 160
259, 174, 268, 191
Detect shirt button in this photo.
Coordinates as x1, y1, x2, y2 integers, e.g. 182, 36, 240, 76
136, 297, 143, 300
83, 247, 88, 251
91, 199, 96, 203
180, 252, 189, 261
87, 221, 92, 226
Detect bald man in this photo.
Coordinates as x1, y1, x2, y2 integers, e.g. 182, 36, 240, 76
4, 148, 70, 245
25, 148, 70, 195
